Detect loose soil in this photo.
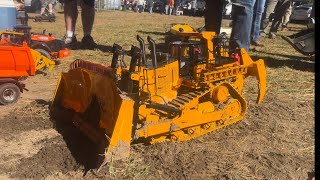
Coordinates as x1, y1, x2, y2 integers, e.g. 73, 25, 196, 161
0, 10, 314, 179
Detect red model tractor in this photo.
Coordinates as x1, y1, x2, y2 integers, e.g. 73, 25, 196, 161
0, 26, 70, 62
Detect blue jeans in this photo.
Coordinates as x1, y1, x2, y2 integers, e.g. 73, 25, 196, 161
230, 0, 256, 51
251, 0, 266, 42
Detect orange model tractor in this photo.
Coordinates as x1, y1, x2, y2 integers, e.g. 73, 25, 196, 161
0, 42, 55, 105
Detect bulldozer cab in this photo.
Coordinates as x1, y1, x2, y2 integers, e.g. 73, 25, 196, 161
169, 41, 207, 77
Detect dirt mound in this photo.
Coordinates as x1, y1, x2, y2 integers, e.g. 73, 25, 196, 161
0, 100, 53, 139
9, 136, 79, 179
0, 101, 105, 179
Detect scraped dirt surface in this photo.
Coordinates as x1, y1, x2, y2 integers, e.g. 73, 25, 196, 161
0, 11, 314, 179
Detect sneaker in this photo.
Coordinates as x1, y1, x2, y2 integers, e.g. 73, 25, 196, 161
63, 35, 77, 45
81, 35, 97, 49
251, 40, 264, 47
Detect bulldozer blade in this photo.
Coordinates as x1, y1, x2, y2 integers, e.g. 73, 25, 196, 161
30, 49, 55, 71
51, 68, 135, 167
281, 29, 314, 56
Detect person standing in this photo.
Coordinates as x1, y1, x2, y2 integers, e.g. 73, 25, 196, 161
251, 0, 267, 46
148, 0, 154, 13
137, 0, 145, 13
230, 0, 256, 51
164, 0, 170, 14
280, 3, 292, 31
268, 0, 292, 38
169, 0, 174, 15
190, 0, 197, 16
63, 0, 96, 49
204, 0, 223, 33
260, 0, 278, 31
173, 0, 181, 15
38, 0, 56, 17
122, 0, 129, 11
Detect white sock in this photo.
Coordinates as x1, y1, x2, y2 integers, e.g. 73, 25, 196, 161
67, 31, 73, 38
84, 32, 91, 37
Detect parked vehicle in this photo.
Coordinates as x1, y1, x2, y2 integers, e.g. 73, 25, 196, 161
269, 1, 310, 22
181, 0, 231, 17
290, 3, 313, 21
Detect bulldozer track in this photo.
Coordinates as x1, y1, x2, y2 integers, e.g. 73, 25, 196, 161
164, 88, 211, 110
151, 84, 246, 143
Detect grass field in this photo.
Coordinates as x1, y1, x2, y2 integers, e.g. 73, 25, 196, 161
0, 9, 315, 179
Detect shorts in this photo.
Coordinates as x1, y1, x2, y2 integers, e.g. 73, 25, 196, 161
65, 0, 95, 7
82, 0, 95, 7
40, 0, 56, 8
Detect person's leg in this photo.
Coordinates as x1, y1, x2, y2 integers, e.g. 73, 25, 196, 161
161, 4, 165, 14
204, 0, 223, 33
251, 0, 266, 43
40, 7, 46, 15
230, 0, 256, 51
260, 0, 278, 31
48, 3, 53, 14
165, 5, 169, 14
269, 0, 290, 37
81, 0, 96, 48
282, 5, 292, 28
39, 0, 48, 15
81, 0, 95, 37
64, 0, 78, 44
169, 7, 173, 15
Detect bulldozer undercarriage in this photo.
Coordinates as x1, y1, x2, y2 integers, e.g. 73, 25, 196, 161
141, 82, 247, 144
51, 28, 267, 169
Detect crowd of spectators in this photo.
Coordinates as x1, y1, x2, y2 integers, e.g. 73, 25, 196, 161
230, 0, 295, 50
33, 0, 306, 51
122, 0, 198, 16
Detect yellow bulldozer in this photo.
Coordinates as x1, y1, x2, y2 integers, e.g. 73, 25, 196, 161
51, 27, 267, 169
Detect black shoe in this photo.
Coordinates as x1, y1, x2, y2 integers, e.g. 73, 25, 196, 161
268, 32, 276, 39
251, 40, 264, 47
81, 35, 97, 49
